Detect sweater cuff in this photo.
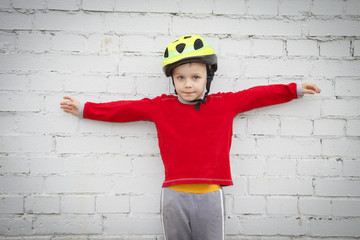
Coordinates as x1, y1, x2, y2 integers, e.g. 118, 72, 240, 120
297, 83, 303, 98
78, 102, 85, 118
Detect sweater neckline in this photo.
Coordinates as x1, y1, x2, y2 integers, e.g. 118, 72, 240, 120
177, 89, 206, 105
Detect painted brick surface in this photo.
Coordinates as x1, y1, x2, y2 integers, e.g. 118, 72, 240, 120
0, 0, 359, 239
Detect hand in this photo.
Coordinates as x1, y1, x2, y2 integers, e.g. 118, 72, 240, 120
302, 83, 321, 95
60, 96, 80, 116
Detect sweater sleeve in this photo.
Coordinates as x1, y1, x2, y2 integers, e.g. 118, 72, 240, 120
83, 97, 156, 123
225, 83, 298, 115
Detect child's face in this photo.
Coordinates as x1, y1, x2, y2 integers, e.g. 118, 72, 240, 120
172, 62, 207, 102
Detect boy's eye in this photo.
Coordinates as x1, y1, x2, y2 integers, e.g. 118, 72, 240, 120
177, 76, 184, 80
193, 76, 200, 80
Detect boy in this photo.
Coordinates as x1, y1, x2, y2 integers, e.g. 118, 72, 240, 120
60, 35, 321, 240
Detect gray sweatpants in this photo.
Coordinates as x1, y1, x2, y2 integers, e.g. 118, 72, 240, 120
161, 187, 225, 240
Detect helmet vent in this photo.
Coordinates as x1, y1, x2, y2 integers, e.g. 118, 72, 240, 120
194, 39, 204, 50
184, 36, 192, 39
176, 43, 186, 53
164, 48, 169, 58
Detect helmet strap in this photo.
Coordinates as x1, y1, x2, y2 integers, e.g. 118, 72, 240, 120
193, 65, 215, 111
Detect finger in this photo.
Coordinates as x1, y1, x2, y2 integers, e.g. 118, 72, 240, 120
63, 96, 75, 102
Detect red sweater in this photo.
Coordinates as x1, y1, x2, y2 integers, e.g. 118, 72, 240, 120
83, 83, 298, 187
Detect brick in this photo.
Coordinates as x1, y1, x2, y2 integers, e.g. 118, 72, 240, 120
17, 114, 78, 133
232, 116, 247, 135
0, 136, 53, 153
214, 0, 246, 15
241, 217, 306, 235
239, 19, 302, 36
332, 199, 360, 217
322, 139, 360, 157
33, 215, 102, 234
0, 32, 16, 51
0, 92, 42, 112
322, 99, 360, 117
179, 0, 213, 14
252, 39, 284, 56
335, 78, 360, 96
0, 196, 23, 214
25, 196, 60, 214
223, 177, 247, 195
47, 0, 79, 10
0, 217, 32, 236
30, 155, 131, 175
0, 157, 29, 174
17, 31, 52, 52
0, 12, 32, 30
230, 136, 256, 155
256, 138, 321, 156
114, 0, 149, 12
118, 55, 162, 74
34, 12, 103, 32
313, 119, 345, 136
310, 218, 360, 237
343, 159, 360, 177
96, 195, 129, 213
50, 54, 118, 73
312, 59, 360, 77
267, 196, 298, 215
315, 179, 360, 197
311, 0, 344, 15
56, 136, 122, 154
51, 32, 87, 52
0, 115, 17, 134
247, 0, 278, 15
136, 76, 169, 96
64, 74, 107, 92
46, 176, 112, 193
12, 0, 46, 9
113, 176, 163, 195
0, 0, 11, 8
104, 14, 169, 34
233, 196, 265, 214
172, 16, 240, 35
132, 156, 164, 176
267, 157, 297, 176
245, 59, 311, 77
306, 19, 360, 36
107, 75, 136, 94
297, 158, 342, 176
287, 39, 318, 56
249, 177, 313, 195
248, 116, 279, 135
121, 35, 155, 52
104, 215, 162, 234
347, 120, 360, 136
28, 72, 64, 91
131, 195, 160, 213
298, 197, 331, 215
219, 38, 251, 56
62, 196, 95, 213
279, 0, 310, 15
0, 176, 44, 194
320, 40, 351, 57
231, 156, 266, 176
280, 118, 313, 136
82, 0, 114, 11
346, 0, 360, 15
122, 136, 160, 155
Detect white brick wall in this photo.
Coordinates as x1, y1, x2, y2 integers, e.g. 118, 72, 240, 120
0, 0, 359, 239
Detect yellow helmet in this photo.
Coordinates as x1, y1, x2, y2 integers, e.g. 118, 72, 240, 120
162, 35, 218, 77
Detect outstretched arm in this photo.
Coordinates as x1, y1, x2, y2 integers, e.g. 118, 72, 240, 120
60, 96, 80, 116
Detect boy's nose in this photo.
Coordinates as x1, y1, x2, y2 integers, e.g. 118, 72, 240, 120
185, 79, 192, 87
